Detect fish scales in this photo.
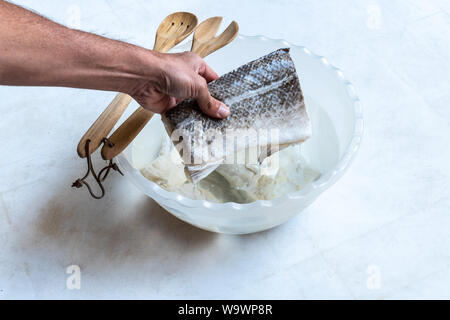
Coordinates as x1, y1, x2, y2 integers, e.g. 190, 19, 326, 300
162, 48, 312, 182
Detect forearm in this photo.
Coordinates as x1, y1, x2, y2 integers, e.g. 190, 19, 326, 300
0, 1, 161, 93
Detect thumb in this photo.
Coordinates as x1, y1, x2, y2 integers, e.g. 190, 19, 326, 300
194, 77, 230, 119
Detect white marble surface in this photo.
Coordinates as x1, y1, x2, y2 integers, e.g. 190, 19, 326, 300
0, 0, 449, 299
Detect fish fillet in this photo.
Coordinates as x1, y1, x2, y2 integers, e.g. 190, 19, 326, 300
162, 48, 311, 182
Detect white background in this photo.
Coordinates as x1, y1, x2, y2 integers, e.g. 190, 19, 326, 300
0, 0, 449, 299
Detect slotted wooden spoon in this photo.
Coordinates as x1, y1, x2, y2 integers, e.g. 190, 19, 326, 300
76, 12, 198, 158
101, 17, 239, 160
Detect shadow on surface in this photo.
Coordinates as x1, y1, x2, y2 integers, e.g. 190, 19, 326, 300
20, 168, 218, 272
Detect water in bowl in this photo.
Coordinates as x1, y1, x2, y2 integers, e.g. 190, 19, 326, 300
130, 96, 340, 203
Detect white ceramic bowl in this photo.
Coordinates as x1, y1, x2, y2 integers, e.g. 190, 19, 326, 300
116, 35, 363, 234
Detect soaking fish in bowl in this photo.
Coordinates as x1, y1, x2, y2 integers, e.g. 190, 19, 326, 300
162, 48, 311, 183
117, 35, 363, 234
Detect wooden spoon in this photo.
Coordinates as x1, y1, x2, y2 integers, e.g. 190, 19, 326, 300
77, 12, 198, 158
101, 17, 239, 160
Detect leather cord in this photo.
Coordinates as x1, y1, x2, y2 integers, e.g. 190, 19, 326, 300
72, 138, 123, 199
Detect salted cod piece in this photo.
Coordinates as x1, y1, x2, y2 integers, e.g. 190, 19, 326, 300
162, 48, 311, 182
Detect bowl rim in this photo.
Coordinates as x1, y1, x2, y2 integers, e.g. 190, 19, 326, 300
117, 34, 364, 211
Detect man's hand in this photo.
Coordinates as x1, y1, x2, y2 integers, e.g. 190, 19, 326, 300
129, 52, 230, 118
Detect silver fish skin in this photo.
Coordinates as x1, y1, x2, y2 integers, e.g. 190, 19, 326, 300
162, 48, 312, 182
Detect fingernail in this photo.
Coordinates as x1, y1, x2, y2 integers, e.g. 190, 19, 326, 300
218, 104, 230, 117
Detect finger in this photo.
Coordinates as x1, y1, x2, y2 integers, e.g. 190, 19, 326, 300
164, 96, 178, 111
175, 97, 185, 104
198, 62, 219, 83
195, 77, 230, 119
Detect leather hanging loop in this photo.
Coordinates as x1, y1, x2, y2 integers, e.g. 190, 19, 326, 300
72, 139, 123, 199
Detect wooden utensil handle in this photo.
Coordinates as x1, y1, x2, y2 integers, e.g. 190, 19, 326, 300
101, 107, 154, 160
77, 93, 132, 158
